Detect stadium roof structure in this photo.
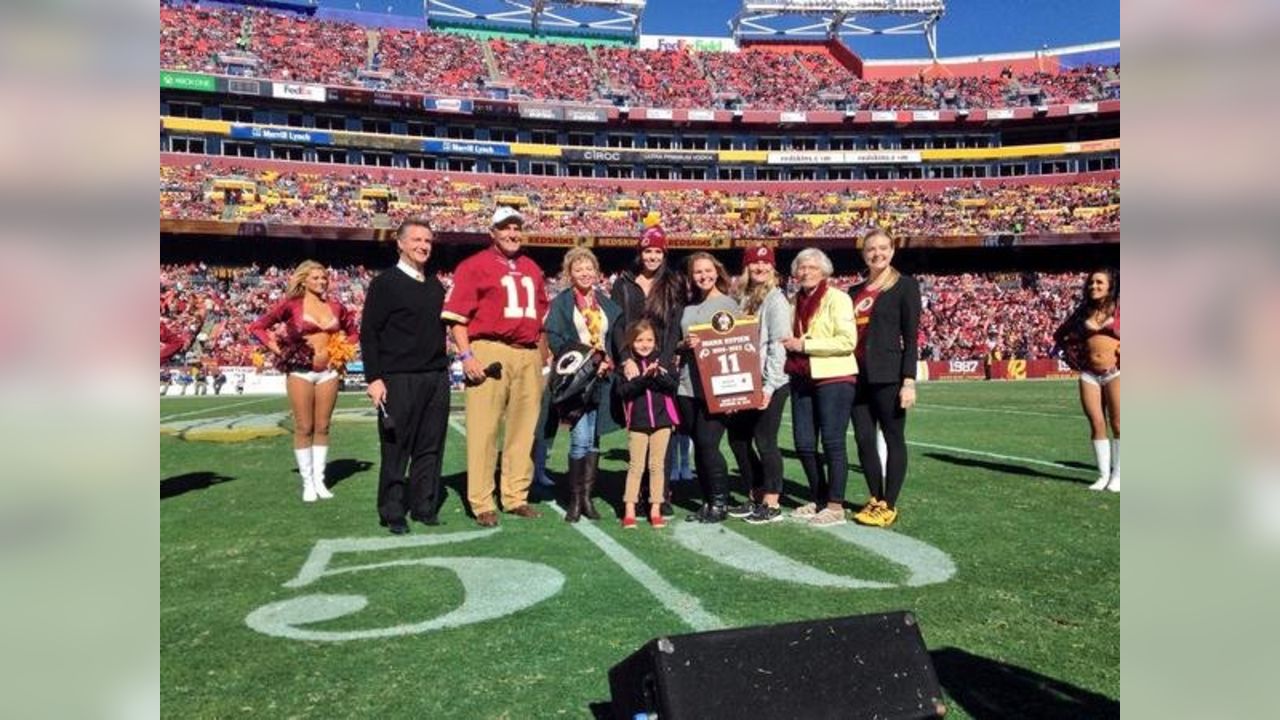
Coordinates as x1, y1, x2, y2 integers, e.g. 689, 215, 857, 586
731, 0, 946, 60
424, 0, 647, 39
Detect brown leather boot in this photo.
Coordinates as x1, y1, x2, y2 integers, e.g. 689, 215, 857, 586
564, 456, 585, 523
579, 452, 602, 521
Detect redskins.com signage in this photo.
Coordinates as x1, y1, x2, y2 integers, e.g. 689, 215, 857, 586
271, 82, 326, 103
564, 107, 608, 123
766, 150, 923, 165
561, 148, 717, 165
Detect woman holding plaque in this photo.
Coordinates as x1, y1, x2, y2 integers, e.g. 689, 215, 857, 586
725, 244, 793, 525
677, 252, 741, 524
848, 230, 922, 529
781, 248, 858, 527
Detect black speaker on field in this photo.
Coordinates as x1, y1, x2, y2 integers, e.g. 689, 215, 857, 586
608, 611, 945, 720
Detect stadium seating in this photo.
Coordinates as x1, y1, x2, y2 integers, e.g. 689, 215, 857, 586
161, 262, 1086, 368
160, 163, 1119, 237
160, 5, 1119, 111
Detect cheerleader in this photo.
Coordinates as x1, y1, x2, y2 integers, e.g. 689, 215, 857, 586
249, 260, 359, 502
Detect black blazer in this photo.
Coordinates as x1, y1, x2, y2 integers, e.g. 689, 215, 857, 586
848, 274, 922, 384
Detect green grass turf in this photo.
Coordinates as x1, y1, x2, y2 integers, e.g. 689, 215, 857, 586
161, 380, 1118, 718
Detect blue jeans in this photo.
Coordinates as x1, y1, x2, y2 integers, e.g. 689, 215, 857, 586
790, 380, 855, 505
568, 409, 598, 460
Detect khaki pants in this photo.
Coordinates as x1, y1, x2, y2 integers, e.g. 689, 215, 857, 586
625, 427, 671, 504
465, 340, 544, 515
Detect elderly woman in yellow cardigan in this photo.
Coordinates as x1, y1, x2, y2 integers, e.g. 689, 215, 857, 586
781, 248, 859, 527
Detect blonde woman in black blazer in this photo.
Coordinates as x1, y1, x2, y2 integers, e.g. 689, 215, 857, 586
848, 230, 922, 528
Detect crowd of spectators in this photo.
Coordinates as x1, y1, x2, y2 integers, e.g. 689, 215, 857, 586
160, 4, 1119, 111
377, 28, 488, 96
914, 272, 1082, 362
248, 10, 368, 86
162, 262, 1085, 369
161, 163, 1119, 238
161, 262, 374, 369
490, 38, 601, 103
701, 48, 839, 111
595, 46, 713, 109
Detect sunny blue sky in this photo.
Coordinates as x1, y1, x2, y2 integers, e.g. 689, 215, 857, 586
642, 0, 1117, 57
363, 0, 1117, 59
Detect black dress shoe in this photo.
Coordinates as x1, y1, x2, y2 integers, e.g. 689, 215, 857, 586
685, 504, 727, 524
388, 519, 410, 535
411, 514, 440, 526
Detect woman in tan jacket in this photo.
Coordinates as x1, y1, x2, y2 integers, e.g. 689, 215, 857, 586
782, 248, 858, 526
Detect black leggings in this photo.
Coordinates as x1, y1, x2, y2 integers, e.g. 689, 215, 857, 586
678, 396, 729, 505
851, 378, 909, 507
727, 385, 790, 497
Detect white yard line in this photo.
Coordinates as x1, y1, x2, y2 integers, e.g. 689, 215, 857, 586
447, 414, 725, 632
160, 396, 277, 421
916, 403, 1076, 419
778, 415, 1090, 475
546, 503, 726, 631
904, 441, 1091, 474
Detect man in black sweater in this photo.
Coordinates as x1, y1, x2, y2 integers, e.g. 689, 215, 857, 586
360, 218, 451, 534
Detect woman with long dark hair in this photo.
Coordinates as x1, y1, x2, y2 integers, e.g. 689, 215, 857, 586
611, 226, 691, 512
249, 260, 359, 502
1054, 268, 1120, 492
848, 230, 922, 528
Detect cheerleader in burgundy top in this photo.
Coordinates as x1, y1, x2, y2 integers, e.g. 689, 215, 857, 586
249, 260, 360, 502
1053, 268, 1120, 492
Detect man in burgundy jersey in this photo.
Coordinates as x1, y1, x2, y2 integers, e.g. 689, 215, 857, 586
442, 206, 549, 527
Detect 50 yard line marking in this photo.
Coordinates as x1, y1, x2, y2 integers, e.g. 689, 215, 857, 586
447, 413, 725, 631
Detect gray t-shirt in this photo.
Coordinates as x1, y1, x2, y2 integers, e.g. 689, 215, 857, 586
755, 287, 792, 395
678, 294, 742, 397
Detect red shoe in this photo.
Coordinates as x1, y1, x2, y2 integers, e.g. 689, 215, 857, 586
621, 515, 637, 529
649, 514, 667, 529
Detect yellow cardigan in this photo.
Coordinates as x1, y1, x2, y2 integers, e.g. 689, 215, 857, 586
794, 286, 859, 380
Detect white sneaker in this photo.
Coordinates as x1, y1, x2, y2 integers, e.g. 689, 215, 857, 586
790, 502, 818, 519
1106, 475, 1120, 493
1088, 476, 1110, 491
809, 507, 848, 527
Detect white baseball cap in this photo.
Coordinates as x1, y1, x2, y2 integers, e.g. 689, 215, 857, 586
491, 206, 524, 228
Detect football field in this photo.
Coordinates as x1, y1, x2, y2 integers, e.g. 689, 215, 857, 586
161, 380, 1119, 718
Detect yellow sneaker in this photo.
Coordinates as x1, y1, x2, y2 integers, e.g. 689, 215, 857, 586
861, 503, 898, 528
853, 499, 884, 525
874, 506, 898, 527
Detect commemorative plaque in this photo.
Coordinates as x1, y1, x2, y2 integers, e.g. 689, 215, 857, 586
690, 311, 763, 413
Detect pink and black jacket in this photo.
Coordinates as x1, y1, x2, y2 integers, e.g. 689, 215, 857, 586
615, 355, 681, 431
